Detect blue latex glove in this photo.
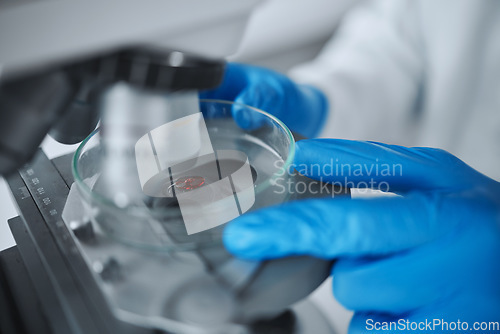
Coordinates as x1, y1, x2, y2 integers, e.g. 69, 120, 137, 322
224, 139, 500, 332
200, 63, 328, 138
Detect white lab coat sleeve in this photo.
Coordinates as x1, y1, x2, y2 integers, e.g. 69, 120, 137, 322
289, 0, 424, 144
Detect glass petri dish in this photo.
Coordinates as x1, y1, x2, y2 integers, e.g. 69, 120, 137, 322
73, 100, 295, 251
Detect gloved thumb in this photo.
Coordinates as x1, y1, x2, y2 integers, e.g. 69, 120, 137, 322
223, 193, 462, 260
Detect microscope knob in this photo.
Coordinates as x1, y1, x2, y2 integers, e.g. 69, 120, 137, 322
92, 257, 121, 282
69, 217, 95, 242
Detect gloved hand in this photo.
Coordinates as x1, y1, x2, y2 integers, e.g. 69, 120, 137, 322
200, 63, 328, 138
224, 139, 500, 332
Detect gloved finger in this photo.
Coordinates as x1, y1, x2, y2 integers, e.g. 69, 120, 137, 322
233, 81, 328, 138
349, 312, 405, 334
231, 85, 276, 131
294, 139, 489, 192
199, 63, 249, 101
333, 244, 453, 314
332, 203, 500, 314
223, 192, 458, 260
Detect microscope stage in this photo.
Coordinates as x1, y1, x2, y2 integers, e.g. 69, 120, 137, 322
2, 150, 336, 334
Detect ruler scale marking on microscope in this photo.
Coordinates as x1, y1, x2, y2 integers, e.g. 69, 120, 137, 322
12, 150, 117, 333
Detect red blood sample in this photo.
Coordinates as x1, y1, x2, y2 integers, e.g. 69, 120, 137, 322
174, 176, 206, 191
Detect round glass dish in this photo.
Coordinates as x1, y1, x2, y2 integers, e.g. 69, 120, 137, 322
73, 100, 295, 251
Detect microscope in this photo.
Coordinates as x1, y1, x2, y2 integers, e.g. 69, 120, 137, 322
0, 1, 347, 333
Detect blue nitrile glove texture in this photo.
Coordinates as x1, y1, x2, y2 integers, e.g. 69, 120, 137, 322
200, 63, 328, 138
224, 139, 500, 333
